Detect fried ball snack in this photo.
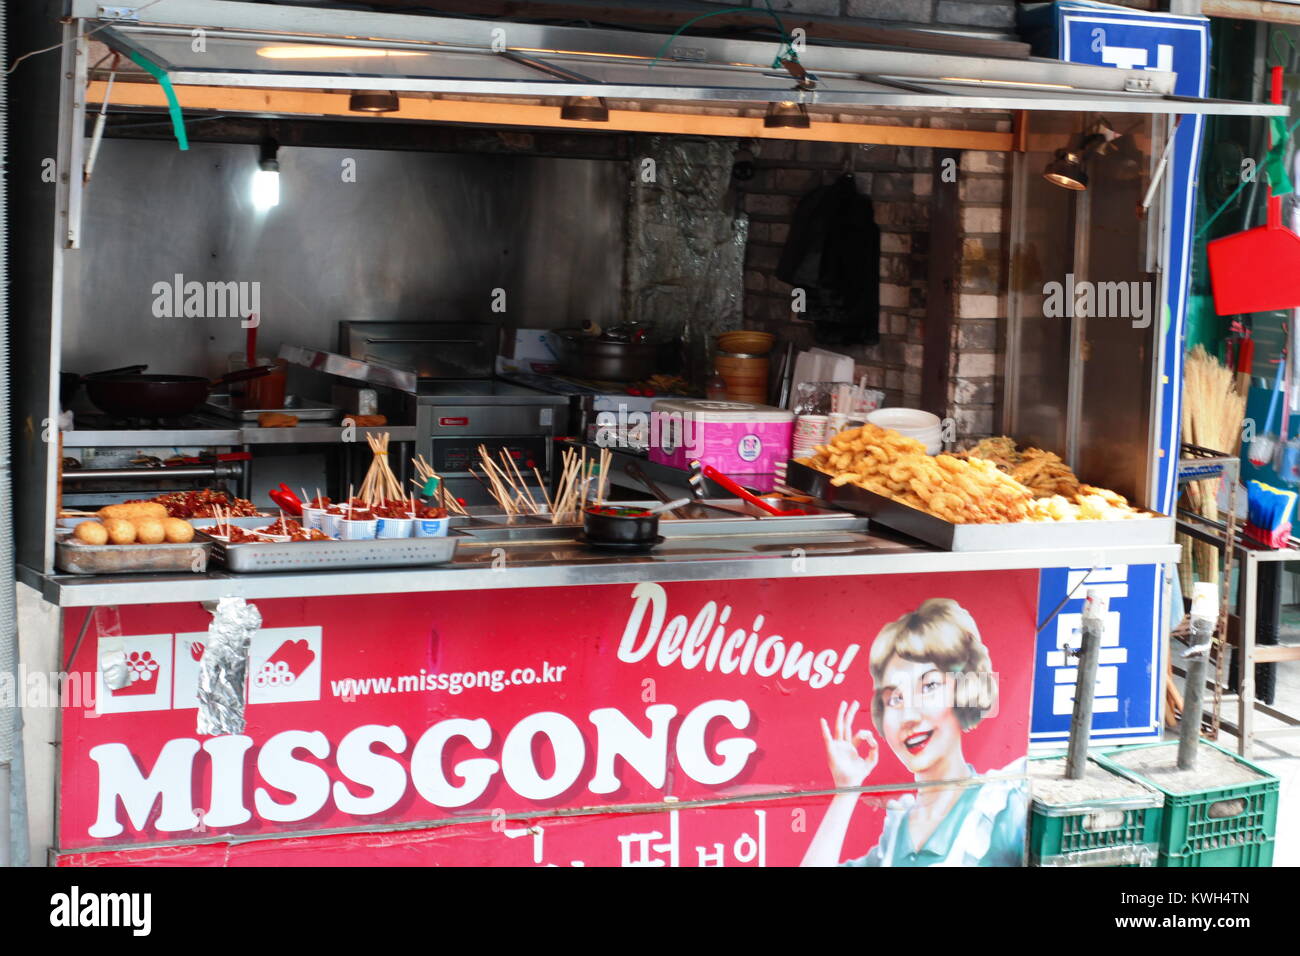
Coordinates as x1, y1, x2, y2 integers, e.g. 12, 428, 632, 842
102, 518, 137, 544
162, 518, 196, 543
134, 518, 167, 544
73, 521, 109, 545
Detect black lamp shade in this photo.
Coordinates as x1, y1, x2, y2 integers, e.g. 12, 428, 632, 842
1043, 148, 1088, 190
560, 96, 609, 122
764, 101, 810, 129
350, 91, 400, 113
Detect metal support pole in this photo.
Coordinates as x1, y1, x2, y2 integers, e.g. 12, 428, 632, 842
1178, 582, 1219, 770
1066, 590, 1107, 780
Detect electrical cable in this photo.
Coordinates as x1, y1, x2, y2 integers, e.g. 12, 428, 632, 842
6, 0, 168, 75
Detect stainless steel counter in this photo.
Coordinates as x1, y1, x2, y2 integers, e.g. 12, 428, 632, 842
20, 531, 1181, 608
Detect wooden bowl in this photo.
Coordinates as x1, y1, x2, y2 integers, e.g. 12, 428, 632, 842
716, 331, 775, 355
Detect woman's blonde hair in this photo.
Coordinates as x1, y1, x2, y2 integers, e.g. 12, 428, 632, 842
869, 598, 997, 731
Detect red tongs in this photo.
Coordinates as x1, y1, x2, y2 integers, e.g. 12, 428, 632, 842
697, 462, 810, 515
267, 482, 303, 516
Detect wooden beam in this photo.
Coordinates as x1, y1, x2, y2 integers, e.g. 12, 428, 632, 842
1252, 644, 1300, 664
1203, 0, 1300, 24
85, 81, 1015, 152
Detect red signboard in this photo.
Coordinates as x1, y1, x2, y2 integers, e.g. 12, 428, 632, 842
58, 572, 1038, 866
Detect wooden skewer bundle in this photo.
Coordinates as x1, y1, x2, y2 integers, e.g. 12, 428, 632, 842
549, 446, 611, 524
359, 432, 404, 507
410, 455, 468, 516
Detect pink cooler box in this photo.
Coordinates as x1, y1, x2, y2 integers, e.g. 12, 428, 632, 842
648, 399, 794, 492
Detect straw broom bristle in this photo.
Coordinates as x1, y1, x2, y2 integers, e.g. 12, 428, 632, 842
1180, 346, 1247, 587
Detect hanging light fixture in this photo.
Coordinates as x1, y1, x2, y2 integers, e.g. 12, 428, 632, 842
349, 90, 401, 113
1043, 147, 1090, 191
560, 96, 609, 122
764, 101, 810, 129
1042, 122, 1121, 191
251, 139, 280, 211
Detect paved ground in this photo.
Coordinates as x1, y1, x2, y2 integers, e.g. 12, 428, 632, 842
1219, 607, 1300, 866
1167, 605, 1300, 866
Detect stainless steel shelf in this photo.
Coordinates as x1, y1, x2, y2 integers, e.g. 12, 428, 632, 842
62, 425, 417, 448
20, 538, 1180, 608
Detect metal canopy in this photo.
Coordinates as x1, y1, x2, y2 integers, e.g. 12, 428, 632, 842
75, 0, 1287, 118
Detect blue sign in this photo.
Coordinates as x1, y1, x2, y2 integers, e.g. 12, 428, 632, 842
1024, 4, 1206, 744
1033, 563, 1164, 744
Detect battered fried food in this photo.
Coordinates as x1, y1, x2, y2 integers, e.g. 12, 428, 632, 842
961, 435, 1146, 519
162, 518, 195, 543
72, 521, 109, 545
97, 502, 168, 521
102, 518, 137, 544
801, 425, 1148, 523
798, 424, 1033, 523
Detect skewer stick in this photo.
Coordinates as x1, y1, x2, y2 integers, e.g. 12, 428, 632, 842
533, 467, 554, 514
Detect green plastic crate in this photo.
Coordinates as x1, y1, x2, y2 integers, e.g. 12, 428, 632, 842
1098, 740, 1280, 868
1028, 755, 1163, 867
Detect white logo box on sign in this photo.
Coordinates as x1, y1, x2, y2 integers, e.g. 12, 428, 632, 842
91, 627, 324, 713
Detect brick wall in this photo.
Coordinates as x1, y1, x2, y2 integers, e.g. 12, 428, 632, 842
739, 111, 1011, 442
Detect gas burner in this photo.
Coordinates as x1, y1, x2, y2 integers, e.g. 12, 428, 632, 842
74, 411, 228, 430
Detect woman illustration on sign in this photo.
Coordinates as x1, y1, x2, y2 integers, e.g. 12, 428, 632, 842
800, 598, 1026, 867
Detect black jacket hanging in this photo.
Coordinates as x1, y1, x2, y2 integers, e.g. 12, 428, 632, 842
775, 175, 881, 348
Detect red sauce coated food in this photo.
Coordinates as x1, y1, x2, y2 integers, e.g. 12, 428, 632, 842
139, 490, 263, 518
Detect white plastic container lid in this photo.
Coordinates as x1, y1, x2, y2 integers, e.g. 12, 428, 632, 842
650, 399, 794, 424
867, 407, 942, 430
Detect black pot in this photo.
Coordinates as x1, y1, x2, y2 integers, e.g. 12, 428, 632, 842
582, 506, 659, 545
552, 330, 663, 382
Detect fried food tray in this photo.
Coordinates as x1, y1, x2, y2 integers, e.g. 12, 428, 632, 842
209, 534, 459, 572
786, 461, 1173, 552
55, 530, 214, 575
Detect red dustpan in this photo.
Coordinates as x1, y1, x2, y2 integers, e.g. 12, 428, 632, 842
1208, 65, 1300, 316
1207, 196, 1300, 315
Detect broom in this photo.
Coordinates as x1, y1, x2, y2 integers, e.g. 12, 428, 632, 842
1180, 346, 1247, 587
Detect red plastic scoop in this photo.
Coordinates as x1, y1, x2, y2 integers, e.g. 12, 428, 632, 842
1208, 66, 1300, 316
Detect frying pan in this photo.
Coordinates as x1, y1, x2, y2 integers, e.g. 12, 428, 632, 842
59, 364, 148, 405
85, 366, 275, 419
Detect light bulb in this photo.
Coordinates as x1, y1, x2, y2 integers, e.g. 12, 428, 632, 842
252, 167, 280, 210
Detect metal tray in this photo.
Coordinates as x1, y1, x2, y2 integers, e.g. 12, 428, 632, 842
209, 534, 459, 572
786, 460, 1174, 552
206, 394, 340, 423
699, 498, 869, 535
55, 531, 213, 575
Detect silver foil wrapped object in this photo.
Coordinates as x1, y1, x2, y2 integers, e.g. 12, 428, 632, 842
197, 597, 261, 735
100, 650, 131, 691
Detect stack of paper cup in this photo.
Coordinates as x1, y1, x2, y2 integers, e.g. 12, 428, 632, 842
793, 414, 828, 457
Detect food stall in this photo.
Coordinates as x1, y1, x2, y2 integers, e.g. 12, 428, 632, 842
9, 1, 1284, 866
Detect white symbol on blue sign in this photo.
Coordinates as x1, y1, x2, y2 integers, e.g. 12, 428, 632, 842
1045, 566, 1130, 717
1100, 40, 1172, 72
